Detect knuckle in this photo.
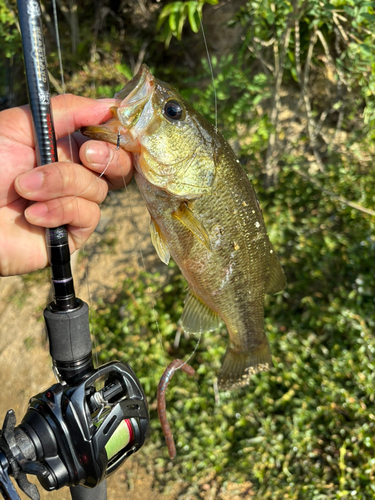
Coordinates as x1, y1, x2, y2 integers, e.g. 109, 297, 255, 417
97, 180, 109, 203
56, 163, 73, 196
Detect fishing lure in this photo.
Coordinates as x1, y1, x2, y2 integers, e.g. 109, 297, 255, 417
157, 359, 195, 459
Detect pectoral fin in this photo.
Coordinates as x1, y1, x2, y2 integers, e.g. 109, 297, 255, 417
181, 290, 220, 333
150, 218, 170, 265
173, 205, 211, 250
265, 244, 286, 294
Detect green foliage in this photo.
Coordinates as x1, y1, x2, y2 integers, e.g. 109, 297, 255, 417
92, 164, 375, 496
231, 0, 375, 138
180, 55, 272, 156
0, 0, 22, 103
86, 0, 375, 494
156, 0, 218, 47
0, 0, 20, 58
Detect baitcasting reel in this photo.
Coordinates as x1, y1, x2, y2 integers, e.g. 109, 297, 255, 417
0, 360, 149, 500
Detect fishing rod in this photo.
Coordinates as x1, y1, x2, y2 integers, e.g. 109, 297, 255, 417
0, 1, 149, 499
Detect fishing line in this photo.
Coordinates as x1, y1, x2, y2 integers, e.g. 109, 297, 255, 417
197, 0, 218, 132
51, 0, 74, 164
176, 331, 202, 371
136, 1, 218, 371
47, 4, 213, 372
51, 0, 99, 366
196, 1, 222, 399
114, 158, 205, 366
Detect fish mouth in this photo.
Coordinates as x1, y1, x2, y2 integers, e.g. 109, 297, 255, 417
81, 107, 138, 151
115, 64, 152, 101
81, 107, 122, 144
81, 65, 155, 151
116, 64, 155, 131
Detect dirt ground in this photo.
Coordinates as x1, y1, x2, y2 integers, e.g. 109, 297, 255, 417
0, 184, 166, 500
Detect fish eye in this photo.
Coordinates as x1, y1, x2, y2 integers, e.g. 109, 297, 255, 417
163, 99, 185, 121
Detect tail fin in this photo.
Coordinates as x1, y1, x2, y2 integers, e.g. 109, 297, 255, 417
218, 342, 272, 390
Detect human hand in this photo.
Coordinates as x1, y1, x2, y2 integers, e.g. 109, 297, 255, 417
0, 94, 132, 277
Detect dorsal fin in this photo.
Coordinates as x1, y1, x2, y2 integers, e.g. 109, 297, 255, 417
265, 245, 286, 294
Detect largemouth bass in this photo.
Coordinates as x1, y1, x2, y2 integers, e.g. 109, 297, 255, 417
82, 65, 286, 390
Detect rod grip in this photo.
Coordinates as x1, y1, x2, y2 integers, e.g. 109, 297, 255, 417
44, 300, 92, 363
17, 0, 76, 311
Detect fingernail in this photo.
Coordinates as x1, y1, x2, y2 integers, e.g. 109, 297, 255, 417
26, 203, 48, 220
85, 143, 111, 165
16, 171, 44, 193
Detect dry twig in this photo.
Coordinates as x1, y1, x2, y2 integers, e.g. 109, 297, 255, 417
247, 43, 274, 74
332, 13, 349, 43
317, 29, 349, 89
294, 20, 302, 82
264, 23, 292, 182
133, 41, 148, 76
299, 28, 326, 171
296, 169, 375, 217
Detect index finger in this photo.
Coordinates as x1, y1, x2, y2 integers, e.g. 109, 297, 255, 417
52, 95, 121, 139
2, 95, 120, 149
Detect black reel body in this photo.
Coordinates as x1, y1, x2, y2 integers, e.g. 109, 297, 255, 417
0, 362, 149, 499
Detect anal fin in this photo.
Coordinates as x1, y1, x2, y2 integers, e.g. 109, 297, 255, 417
173, 204, 211, 250
150, 218, 170, 265
181, 290, 220, 334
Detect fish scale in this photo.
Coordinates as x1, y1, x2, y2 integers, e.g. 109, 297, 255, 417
82, 64, 286, 390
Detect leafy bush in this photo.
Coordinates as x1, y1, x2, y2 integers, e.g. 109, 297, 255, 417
88, 3, 375, 491
156, 0, 218, 47
91, 161, 375, 497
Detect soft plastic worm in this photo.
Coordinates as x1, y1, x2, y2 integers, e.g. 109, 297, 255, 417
157, 359, 195, 459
